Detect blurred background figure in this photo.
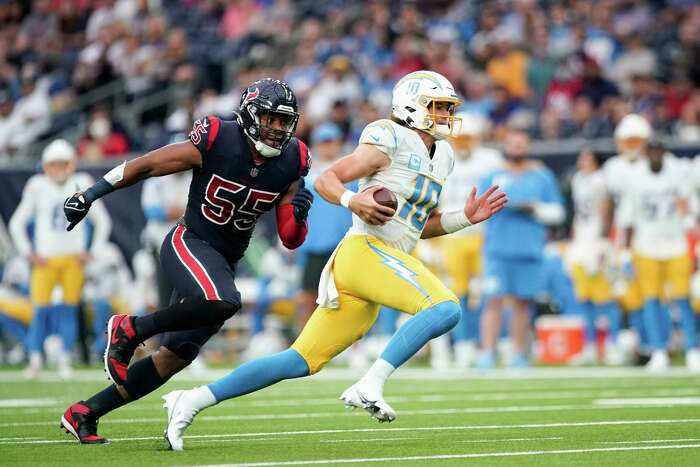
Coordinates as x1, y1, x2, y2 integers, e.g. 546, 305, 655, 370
8, 140, 111, 378
297, 123, 355, 325
244, 241, 300, 361
567, 147, 624, 366
603, 114, 651, 358
478, 131, 564, 369
82, 242, 131, 363
0, 255, 31, 365
618, 139, 700, 372
140, 167, 191, 308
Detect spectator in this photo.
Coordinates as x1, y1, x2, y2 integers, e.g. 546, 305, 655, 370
610, 34, 657, 94
478, 131, 565, 368
486, 29, 529, 100
77, 107, 130, 160
306, 54, 362, 124
5, 65, 50, 152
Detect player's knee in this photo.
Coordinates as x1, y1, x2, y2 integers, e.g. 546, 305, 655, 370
438, 300, 461, 332
207, 298, 241, 321
158, 343, 200, 370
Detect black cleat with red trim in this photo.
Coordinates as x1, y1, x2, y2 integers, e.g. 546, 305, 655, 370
104, 314, 139, 386
60, 402, 108, 444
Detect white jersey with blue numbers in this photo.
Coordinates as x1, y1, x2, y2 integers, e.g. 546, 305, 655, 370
347, 119, 455, 254
618, 156, 696, 259
9, 173, 111, 258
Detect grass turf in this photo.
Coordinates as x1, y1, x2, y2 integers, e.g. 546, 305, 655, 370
1, 368, 700, 466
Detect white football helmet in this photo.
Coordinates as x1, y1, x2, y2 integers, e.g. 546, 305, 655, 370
392, 70, 462, 140
614, 113, 652, 159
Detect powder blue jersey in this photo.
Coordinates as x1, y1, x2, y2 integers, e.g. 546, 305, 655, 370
480, 163, 563, 260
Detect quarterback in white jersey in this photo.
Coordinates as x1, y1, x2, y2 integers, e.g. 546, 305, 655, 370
9, 139, 111, 377
618, 141, 700, 371
164, 71, 507, 451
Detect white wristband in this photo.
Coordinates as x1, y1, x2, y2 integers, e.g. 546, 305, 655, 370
440, 210, 472, 233
339, 190, 356, 209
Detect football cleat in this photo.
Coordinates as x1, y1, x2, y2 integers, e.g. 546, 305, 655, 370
60, 402, 107, 444
104, 315, 139, 385
163, 390, 200, 451
686, 349, 700, 373
339, 383, 396, 423
646, 350, 670, 373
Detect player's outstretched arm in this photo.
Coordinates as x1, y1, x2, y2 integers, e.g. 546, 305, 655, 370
314, 143, 395, 225
421, 185, 508, 239
274, 178, 313, 249
64, 141, 202, 231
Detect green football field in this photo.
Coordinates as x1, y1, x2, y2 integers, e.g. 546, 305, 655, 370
1, 367, 700, 466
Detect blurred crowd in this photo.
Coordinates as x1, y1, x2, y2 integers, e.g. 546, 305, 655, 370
1, 0, 700, 164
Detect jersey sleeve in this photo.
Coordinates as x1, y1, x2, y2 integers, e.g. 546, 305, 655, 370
188, 115, 221, 156
359, 120, 398, 159
295, 138, 311, 177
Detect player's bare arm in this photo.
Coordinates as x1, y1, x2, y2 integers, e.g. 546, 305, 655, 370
314, 143, 395, 225
63, 141, 202, 230
421, 185, 508, 239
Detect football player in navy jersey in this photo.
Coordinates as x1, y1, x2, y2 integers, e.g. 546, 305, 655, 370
58, 78, 314, 444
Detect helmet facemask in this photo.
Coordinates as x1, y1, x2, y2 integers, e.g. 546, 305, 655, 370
411, 96, 462, 140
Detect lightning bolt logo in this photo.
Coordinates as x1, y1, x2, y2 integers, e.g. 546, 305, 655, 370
367, 241, 432, 303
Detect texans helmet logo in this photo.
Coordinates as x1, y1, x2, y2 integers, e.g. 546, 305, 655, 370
243, 87, 259, 104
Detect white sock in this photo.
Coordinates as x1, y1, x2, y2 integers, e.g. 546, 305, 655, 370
188, 385, 217, 411
359, 358, 395, 393
29, 352, 42, 369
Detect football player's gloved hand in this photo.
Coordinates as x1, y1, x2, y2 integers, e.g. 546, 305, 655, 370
64, 192, 91, 231
291, 178, 314, 223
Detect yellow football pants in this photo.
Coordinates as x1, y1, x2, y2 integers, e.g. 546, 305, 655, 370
570, 264, 614, 305
421, 234, 482, 297
0, 297, 33, 326
30, 255, 84, 306
635, 254, 692, 301
292, 235, 458, 374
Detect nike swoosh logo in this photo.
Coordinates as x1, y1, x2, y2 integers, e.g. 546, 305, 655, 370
369, 135, 380, 142
110, 329, 121, 345
357, 391, 377, 406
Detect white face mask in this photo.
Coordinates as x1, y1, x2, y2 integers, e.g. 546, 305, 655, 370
89, 118, 111, 139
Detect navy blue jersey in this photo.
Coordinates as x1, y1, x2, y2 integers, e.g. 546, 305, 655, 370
184, 116, 310, 263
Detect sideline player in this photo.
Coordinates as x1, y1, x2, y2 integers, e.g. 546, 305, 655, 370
603, 114, 650, 349
163, 70, 507, 451
59, 78, 314, 444
9, 140, 111, 379
618, 140, 700, 371
567, 147, 623, 365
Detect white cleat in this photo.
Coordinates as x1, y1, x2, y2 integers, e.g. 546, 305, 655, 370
686, 349, 700, 373
339, 383, 396, 423
163, 390, 200, 451
646, 350, 670, 373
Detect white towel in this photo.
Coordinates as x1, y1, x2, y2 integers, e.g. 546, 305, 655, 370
315, 240, 344, 309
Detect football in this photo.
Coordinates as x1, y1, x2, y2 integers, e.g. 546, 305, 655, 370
372, 186, 398, 211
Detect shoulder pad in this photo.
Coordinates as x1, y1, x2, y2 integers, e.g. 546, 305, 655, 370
188, 115, 221, 155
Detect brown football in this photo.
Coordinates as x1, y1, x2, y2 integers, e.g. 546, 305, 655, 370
372, 187, 398, 211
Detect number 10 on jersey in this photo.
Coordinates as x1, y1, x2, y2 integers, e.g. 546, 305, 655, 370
398, 175, 442, 230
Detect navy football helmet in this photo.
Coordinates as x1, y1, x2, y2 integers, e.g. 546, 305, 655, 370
237, 78, 299, 157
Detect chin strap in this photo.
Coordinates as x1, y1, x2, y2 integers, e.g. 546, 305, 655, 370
254, 139, 281, 157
